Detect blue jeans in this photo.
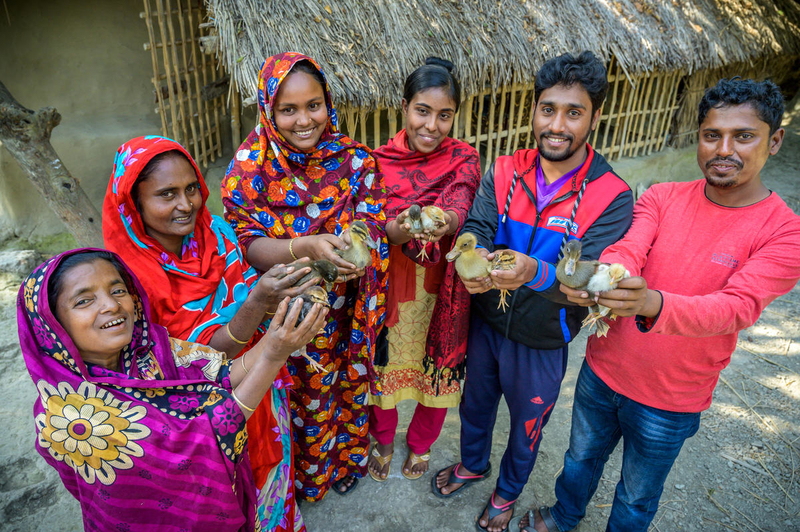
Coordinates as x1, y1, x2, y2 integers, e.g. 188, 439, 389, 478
550, 361, 700, 532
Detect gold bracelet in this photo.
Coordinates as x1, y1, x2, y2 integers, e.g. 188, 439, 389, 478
231, 390, 255, 412
225, 323, 248, 345
289, 238, 299, 261
240, 352, 249, 374
265, 309, 276, 316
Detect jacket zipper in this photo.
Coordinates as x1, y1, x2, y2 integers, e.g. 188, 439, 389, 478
501, 189, 575, 339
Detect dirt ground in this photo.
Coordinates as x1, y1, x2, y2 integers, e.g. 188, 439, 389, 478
0, 122, 798, 531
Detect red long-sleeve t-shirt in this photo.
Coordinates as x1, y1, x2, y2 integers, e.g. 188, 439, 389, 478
586, 179, 800, 412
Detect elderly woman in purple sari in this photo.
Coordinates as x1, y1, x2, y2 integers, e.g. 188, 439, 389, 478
16, 249, 327, 532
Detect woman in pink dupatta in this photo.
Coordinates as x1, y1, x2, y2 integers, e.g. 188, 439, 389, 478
17, 249, 326, 531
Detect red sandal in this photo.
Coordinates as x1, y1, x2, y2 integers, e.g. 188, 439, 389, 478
430, 461, 492, 498
476, 491, 516, 532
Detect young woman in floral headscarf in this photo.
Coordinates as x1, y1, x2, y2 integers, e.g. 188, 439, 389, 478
103, 136, 313, 530
222, 52, 388, 500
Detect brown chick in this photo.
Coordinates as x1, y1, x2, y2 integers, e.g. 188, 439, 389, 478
288, 285, 331, 373
283, 259, 340, 291
490, 250, 516, 312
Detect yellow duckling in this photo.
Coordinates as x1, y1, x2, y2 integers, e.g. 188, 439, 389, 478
446, 232, 491, 279
335, 220, 378, 270
446, 233, 516, 313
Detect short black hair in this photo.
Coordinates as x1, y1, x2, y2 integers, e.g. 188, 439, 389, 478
48, 251, 128, 315
131, 149, 191, 213
534, 51, 608, 114
403, 57, 461, 112
698, 78, 784, 134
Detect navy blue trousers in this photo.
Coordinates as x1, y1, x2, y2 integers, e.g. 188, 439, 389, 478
460, 315, 569, 501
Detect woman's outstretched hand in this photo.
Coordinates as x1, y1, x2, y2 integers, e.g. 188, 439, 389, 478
254, 261, 317, 313
294, 234, 358, 274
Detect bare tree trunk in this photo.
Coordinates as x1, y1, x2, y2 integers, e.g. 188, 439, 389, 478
0, 80, 103, 248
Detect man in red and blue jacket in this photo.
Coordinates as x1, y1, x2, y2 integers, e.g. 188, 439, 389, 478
432, 51, 634, 532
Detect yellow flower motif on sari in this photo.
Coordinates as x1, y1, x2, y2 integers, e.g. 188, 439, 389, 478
34, 380, 150, 486
202, 391, 223, 408
234, 429, 247, 455
24, 276, 37, 312
144, 388, 165, 399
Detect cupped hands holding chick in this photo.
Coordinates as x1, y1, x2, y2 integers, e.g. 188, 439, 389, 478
558, 239, 663, 328
290, 220, 378, 282
386, 204, 461, 258
446, 232, 539, 312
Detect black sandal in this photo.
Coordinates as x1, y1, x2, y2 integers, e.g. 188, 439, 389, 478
331, 475, 359, 496
520, 507, 558, 532
476, 491, 516, 532
430, 461, 492, 499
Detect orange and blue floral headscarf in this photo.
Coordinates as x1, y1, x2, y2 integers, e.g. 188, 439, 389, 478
221, 51, 386, 250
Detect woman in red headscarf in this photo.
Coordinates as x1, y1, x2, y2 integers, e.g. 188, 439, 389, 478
103, 136, 313, 531
221, 53, 388, 501
367, 57, 480, 482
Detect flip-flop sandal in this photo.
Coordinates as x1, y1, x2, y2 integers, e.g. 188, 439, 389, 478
331, 475, 359, 496
430, 461, 492, 499
401, 449, 431, 480
520, 507, 558, 532
475, 491, 516, 532
367, 444, 393, 482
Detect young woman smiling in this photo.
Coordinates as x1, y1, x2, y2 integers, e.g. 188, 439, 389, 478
103, 136, 314, 531
367, 58, 481, 482
18, 249, 326, 531
222, 52, 388, 500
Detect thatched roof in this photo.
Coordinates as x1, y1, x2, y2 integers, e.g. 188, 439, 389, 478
206, 0, 800, 109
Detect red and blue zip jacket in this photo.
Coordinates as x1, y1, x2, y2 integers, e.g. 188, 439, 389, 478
462, 145, 633, 349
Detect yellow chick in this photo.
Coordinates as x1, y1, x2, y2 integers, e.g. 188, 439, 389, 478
445, 233, 516, 313
446, 232, 491, 279
583, 262, 630, 337
335, 220, 378, 270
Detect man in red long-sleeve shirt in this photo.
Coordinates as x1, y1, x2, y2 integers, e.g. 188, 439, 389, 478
521, 78, 800, 532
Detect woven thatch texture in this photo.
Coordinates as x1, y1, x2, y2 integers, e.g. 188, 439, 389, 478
206, 0, 800, 109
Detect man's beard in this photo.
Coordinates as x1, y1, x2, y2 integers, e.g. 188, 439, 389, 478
537, 128, 591, 162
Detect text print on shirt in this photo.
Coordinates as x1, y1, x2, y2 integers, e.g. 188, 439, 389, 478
546, 216, 579, 234
711, 252, 740, 269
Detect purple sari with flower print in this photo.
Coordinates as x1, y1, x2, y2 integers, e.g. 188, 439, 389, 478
17, 249, 258, 532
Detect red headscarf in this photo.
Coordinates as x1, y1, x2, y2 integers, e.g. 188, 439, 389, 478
375, 129, 481, 390
103, 136, 259, 345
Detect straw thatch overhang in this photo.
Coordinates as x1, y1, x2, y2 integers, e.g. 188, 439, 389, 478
207, 0, 800, 109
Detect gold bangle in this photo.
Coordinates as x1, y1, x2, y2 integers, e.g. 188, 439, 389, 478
225, 323, 248, 345
240, 352, 249, 374
289, 238, 299, 261
231, 390, 255, 412
265, 309, 276, 316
